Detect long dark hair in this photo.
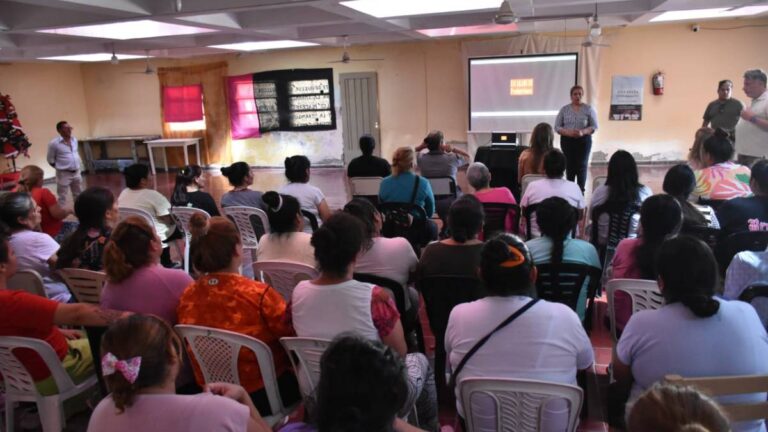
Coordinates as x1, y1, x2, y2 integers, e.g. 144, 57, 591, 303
656, 236, 720, 318
480, 233, 536, 297
605, 150, 642, 209
635, 195, 682, 279
343, 198, 379, 252
537, 197, 577, 278
262, 191, 302, 235
447, 195, 484, 243
529, 123, 554, 172
57, 187, 115, 269
662, 164, 707, 228
311, 213, 365, 278
171, 165, 202, 206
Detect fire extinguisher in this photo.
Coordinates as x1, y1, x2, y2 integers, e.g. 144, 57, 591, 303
652, 71, 664, 95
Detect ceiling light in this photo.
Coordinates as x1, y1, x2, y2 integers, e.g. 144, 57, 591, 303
650, 6, 768, 22
589, 21, 601, 37
340, 0, 500, 18
494, 0, 518, 25
39, 53, 147, 62
417, 23, 517, 37
208, 41, 318, 51
37, 19, 217, 40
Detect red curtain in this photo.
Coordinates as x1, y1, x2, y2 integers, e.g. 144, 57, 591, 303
162, 84, 204, 122
226, 75, 260, 140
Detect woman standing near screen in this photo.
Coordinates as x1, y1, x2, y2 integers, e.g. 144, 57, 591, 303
555, 85, 598, 192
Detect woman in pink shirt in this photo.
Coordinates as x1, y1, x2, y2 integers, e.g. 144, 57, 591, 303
467, 162, 517, 235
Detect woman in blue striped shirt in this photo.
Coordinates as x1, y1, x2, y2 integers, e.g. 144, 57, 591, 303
555, 85, 598, 192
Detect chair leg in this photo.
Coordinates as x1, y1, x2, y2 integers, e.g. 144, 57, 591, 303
183, 238, 190, 274
36, 397, 62, 432
4, 397, 15, 432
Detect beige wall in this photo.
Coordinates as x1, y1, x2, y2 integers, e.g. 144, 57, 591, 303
0, 63, 90, 178
4, 18, 766, 172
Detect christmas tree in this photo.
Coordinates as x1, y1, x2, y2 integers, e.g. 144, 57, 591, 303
0, 92, 32, 159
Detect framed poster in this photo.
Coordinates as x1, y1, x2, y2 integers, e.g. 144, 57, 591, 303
253, 68, 336, 132
610, 75, 643, 121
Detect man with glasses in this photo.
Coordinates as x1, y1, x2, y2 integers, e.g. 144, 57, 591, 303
46, 120, 82, 205
702, 79, 743, 139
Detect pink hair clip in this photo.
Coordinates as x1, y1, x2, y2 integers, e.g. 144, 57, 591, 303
101, 352, 142, 384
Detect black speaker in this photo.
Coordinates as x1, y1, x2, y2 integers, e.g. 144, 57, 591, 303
474, 145, 524, 201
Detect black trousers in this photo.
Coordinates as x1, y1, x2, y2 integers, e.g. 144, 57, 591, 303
560, 135, 592, 192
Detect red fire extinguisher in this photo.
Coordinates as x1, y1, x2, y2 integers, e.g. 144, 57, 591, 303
652, 71, 664, 95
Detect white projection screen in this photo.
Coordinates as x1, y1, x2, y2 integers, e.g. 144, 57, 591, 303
469, 53, 578, 133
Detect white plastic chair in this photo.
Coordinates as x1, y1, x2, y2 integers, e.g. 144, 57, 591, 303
279, 337, 330, 402
171, 206, 211, 273
426, 177, 457, 199
606, 279, 664, 344
58, 268, 106, 304
252, 260, 319, 302
7, 270, 46, 298
459, 377, 583, 432
520, 174, 546, 197
174, 325, 292, 426
221, 206, 270, 278
592, 175, 607, 192
0, 336, 98, 432
349, 177, 383, 198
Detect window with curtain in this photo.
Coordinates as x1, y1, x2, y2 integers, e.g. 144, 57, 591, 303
163, 84, 205, 131
226, 74, 261, 139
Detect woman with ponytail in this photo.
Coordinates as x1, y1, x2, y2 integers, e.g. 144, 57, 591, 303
256, 191, 314, 266
101, 216, 192, 324
415, 195, 484, 282
87, 314, 271, 432
278, 155, 332, 232
177, 215, 299, 415
220, 161, 265, 210
290, 212, 438, 431
693, 127, 752, 201
16, 164, 72, 238
57, 186, 118, 271
526, 197, 600, 321
445, 233, 593, 430
171, 165, 220, 216
614, 236, 768, 432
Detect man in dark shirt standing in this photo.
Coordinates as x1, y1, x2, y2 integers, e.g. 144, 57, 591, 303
347, 134, 391, 178
717, 159, 768, 236
702, 79, 744, 139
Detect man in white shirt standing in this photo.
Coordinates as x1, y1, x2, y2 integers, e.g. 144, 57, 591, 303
46, 120, 82, 205
735, 69, 768, 166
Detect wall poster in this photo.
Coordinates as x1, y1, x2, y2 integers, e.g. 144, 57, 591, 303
253, 68, 336, 132
610, 75, 644, 121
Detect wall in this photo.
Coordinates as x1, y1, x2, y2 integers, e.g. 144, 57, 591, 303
0, 63, 90, 178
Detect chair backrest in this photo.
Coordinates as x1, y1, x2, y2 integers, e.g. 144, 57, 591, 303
606, 279, 663, 343
520, 174, 546, 197
7, 269, 46, 298
0, 336, 77, 398
481, 202, 520, 238
300, 210, 319, 233
175, 324, 285, 417
378, 202, 429, 252
221, 206, 270, 250
253, 260, 319, 302
717, 231, 768, 276
279, 337, 330, 402
681, 225, 721, 251
171, 206, 211, 241
739, 284, 768, 330
459, 377, 583, 432
523, 203, 539, 240
592, 175, 607, 192
354, 272, 407, 315
349, 177, 383, 199
590, 202, 641, 270
665, 374, 768, 423
427, 176, 457, 200
118, 206, 155, 229
58, 268, 106, 304
535, 263, 600, 314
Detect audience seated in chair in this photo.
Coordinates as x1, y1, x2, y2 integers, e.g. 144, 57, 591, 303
0, 192, 71, 302
279, 155, 332, 233
467, 162, 517, 235
613, 236, 768, 432
520, 149, 585, 238
347, 134, 392, 178
57, 186, 118, 271
118, 163, 181, 268
280, 334, 428, 432
288, 213, 438, 430
16, 164, 73, 239
626, 383, 730, 432
416, 195, 485, 283
589, 151, 652, 246
693, 128, 752, 202
256, 191, 315, 267
723, 247, 768, 302
609, 194, 682, 332
101, 216, 192, 324
526, 197, 601, 321
220, 161, 265, 210
445, 233, 593, 430
663, 164, 720, 230
687, 127, 715, 171
87, 314, 271, 432
171, 164, 220, 217
517, 122, 554, 183
177, 214, 299, 415
717, 159, 768, 236
379, 146, 438, 245
0, 225, 128, 397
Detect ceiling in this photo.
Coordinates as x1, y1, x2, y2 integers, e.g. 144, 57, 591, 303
0, 0, 765, 62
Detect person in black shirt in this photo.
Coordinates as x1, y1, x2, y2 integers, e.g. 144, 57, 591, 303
717, 159, 768, 236
347, 134, 391, 178
171, 165, 220, 216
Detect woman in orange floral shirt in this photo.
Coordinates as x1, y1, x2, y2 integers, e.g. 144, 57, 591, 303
177, 215, 299, 416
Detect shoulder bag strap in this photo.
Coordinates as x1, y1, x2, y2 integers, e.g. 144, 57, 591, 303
448, 298, 540, 390
408, 175, 420, 205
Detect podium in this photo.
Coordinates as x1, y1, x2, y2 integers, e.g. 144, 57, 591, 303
474, 145, 525, 201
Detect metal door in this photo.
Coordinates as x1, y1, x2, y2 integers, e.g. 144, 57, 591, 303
340, 72, 380, 164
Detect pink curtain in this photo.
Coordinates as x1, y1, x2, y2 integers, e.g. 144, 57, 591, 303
162, 84, 203, 122
226, 74, 260, 140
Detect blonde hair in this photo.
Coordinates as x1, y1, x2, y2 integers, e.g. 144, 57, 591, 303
627, 383, 730, 432
391, 147, 415, 175
103, 216, 156, 283
17, 165, 44, 193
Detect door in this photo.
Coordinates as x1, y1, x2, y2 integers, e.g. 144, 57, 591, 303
340, 72, 380, 164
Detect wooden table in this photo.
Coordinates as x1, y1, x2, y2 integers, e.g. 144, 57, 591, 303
144, 138, 201, 174
80, 135, 160, 173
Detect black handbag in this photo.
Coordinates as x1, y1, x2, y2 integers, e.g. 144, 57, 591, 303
382, 175, 421, 229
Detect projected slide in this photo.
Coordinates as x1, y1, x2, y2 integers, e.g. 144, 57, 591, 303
469, 54, 578, 132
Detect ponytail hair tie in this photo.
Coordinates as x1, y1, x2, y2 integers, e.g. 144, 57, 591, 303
499, 245, 526, 268
102, 352, 142, 384
270, 194, 283, 212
